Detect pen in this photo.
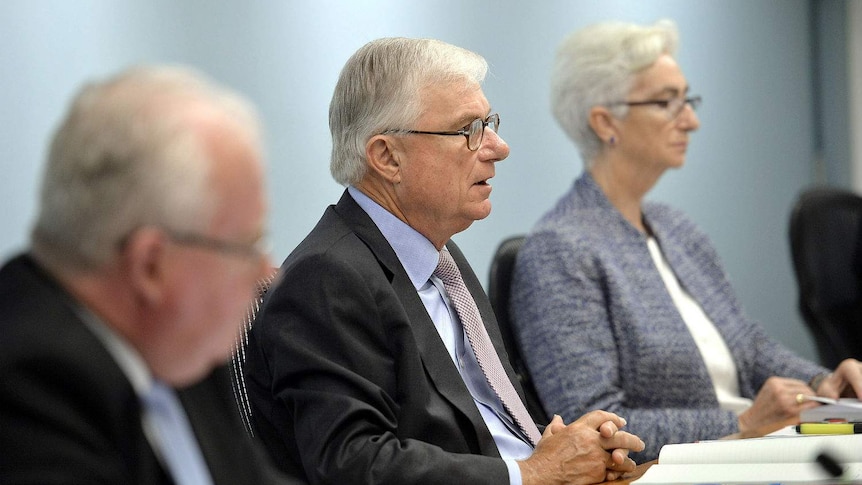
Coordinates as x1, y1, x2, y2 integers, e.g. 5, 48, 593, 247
795, 422, 862, 434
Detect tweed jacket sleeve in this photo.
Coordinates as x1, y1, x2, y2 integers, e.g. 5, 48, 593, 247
510, 173, 826, 462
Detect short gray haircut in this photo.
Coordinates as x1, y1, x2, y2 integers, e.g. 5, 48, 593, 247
31, 65, 262, 271
550, 19, 679, 167
329, 37, 488, 186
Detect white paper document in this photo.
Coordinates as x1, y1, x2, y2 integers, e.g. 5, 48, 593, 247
636, 462, 862, 484
633, 434, 862, 484
800, 398, 862, 422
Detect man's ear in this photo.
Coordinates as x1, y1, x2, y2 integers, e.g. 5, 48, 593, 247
588, 106, 618, 145
365, 134, 403, 184
121, 227, 169, 306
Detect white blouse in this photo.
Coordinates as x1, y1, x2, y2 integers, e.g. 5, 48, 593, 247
647, 237, 753, 414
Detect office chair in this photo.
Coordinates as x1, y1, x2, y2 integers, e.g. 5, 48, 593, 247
488, 235, 549, 424
230, 268, 279, 437
789, 187, 862, 368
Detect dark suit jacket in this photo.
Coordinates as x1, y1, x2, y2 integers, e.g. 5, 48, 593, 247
245, 191, 531, 484
0, 254, 298, 485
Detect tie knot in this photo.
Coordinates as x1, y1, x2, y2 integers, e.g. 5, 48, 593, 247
433, 249, 460, 285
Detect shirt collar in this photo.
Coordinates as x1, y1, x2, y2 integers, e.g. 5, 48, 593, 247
347, 186, 440, 289
74, 303, 153, 397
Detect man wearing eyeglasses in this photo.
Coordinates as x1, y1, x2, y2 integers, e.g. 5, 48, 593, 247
243, 37, 644, 485
0, 66, 301, 484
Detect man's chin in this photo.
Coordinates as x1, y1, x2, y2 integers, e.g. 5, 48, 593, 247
468, 204, 493, 222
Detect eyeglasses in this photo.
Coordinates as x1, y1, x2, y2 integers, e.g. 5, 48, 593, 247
382, 113, 500, 151
609, 95, 702, 120
165, 230, 271, 261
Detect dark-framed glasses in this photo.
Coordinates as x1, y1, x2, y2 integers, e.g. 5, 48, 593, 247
382, 113, 500, 151
610, 95, 702, 120
165, 230, 271, 261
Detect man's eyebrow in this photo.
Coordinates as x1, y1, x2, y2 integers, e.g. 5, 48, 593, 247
649, 86, 690, 98
449, 115, 476, 129
454, 109, 493, 128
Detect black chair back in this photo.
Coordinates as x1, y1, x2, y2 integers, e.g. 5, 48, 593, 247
789, 187, 862, 368
488, 235, 549, 424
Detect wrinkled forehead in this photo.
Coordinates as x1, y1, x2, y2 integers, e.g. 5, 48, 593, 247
416, 78, 486, 114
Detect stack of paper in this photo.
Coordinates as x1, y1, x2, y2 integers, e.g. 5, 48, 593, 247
634, 434, 862, 484
800, 398, 862, 422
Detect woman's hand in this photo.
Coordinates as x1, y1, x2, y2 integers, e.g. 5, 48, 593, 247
737, 376, 819, 437
816, 359, 862, 399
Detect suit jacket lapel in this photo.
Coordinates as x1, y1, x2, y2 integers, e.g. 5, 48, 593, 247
11, 255, 174, 484
332, 191, 501, 456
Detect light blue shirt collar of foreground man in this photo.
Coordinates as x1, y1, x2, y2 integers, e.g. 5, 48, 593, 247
348, 185, 531, 485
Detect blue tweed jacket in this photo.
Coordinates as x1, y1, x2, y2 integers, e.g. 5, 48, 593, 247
510, 172, 826, 462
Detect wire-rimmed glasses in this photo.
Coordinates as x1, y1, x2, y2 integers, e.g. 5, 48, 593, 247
164, 230, 271, 262
382, 113, 500, 151
609, 95, 701, 120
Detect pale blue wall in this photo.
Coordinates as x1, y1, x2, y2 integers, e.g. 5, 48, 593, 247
813, 0, 852, 186
0, 0, 833, 362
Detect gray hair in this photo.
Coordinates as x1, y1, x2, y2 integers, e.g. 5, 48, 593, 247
550, 19, 679, 167
329, 37, 488, 186
30, 65, 262, 271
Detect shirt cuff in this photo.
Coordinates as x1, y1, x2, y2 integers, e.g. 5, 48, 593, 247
505, 458, 523, 485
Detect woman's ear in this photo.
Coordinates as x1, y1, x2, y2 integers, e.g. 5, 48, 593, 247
365, 134, 403, 184
588, 106, 618, 145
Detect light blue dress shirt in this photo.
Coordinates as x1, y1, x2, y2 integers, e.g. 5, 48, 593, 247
77, 305, 214, 485
348, 187, 531, 485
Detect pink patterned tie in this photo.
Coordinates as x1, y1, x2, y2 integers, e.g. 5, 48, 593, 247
434, 249, 542, 446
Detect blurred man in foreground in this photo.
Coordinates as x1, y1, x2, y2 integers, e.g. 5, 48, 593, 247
0, 65, 300, 484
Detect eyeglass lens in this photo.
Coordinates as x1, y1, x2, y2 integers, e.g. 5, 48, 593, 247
672, 96, 701, 118
468, 114, 500, 150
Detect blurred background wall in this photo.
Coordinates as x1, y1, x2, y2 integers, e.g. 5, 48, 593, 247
1, 0, 859, 364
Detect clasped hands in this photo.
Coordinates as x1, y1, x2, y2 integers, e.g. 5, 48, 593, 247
518, 410, 645, 485
738, 358, 862, 438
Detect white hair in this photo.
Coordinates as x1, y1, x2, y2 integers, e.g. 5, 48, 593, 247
329, 37, 488, 186
550, 19, 679, 167
31, 65, 262, 271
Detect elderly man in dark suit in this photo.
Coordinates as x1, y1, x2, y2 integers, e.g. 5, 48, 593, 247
244, 37, 645, 485
0, 66, 302, 485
